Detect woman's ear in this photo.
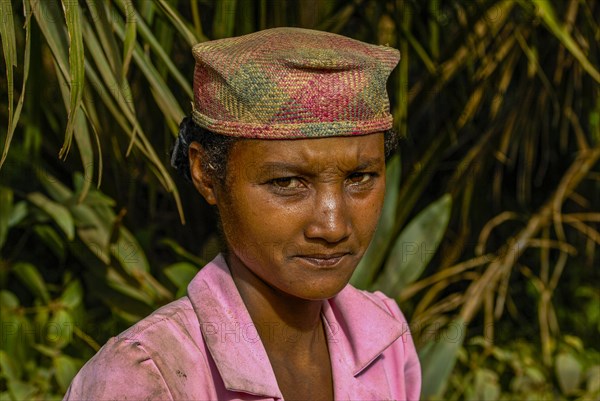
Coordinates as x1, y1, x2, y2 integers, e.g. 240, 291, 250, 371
189, 142, 218, 205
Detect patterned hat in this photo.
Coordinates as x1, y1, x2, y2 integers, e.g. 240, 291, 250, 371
191, 27, 400, 139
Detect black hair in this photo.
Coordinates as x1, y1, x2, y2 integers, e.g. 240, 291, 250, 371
171, 116, 399, 184
171, 117, 239, 183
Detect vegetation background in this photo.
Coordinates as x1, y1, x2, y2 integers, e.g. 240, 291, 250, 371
1, 0, 598, 399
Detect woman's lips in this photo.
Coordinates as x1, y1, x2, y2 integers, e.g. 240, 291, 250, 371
294, 253, 350, 267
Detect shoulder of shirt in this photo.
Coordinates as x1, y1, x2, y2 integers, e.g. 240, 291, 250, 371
342, 284, 409, 325
109, 296, 200, 346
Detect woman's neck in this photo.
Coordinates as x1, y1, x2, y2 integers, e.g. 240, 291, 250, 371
225, 252, 327, 355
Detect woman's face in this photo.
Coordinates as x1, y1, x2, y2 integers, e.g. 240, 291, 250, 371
192, 134, 386, 300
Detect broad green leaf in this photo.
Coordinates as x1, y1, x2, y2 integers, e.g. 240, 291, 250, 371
586, 365, 600, 394
71, 203, 111, 264
52, 355, 80, 392
351, 154, 401, 288
7, 201, 27, 227
2, 314, 34, 371
12, 262, 50, 303
32, 343, 59, 358
27, 192, 75, 241
164, 262, 200, 289
0, 350, 19, 382
468, 369, 500, 401
59, 280, 83, 310
59, 0, 85, 159
39, 173, 72, 204
7, 379, 37, 401
46, 309, 74, 349
159, 238, 206, 266
106, 268, 154, 306
374, 194, 452, 297
113, 227, 149, 274
0, 187, 13, 248
33, 225, 66, 262
556, 352, 582, 395
419, 318, 466, 399
0, 314, 23, 380
0, 291, 19, 310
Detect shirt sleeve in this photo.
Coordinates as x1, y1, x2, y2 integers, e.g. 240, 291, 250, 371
63, 337, 174, 401
374, 291, 422, 401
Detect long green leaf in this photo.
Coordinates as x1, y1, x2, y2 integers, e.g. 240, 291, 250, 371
12, 262, 50, 303
60, 0, 85, 159
84, 0, 122, 74
0, 187, 13, 248
155, 0, 203, 45
351, 154, 401, 288
531, 0, 600, 83
116, 1, 192, 97
46, 309, 73, 349
53, 355, 80, 393
27, 192, 75, 241
120, 0, 136, 80
55, 64, 94, 202
213, 0, 237, 39
374, 194, 452, 297
419, 318, 466, 399
0, 0, 16, 169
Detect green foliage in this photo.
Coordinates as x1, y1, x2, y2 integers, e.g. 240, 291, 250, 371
1, 0, 598, 399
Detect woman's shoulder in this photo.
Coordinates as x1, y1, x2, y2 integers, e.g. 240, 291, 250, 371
117, 296, 199, 343
64, 297, 214, 401
340, 285, 410, 325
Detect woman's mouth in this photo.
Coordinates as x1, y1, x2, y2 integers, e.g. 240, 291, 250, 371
294, 253, 350, 267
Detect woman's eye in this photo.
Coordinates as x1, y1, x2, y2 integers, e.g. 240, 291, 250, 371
271, 177, 302, 189
347, 173, 373, 184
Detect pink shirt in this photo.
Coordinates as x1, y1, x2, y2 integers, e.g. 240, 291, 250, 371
64, 254, 421, 400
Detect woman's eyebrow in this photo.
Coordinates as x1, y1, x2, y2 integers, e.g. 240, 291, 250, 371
257, 157, 383, 176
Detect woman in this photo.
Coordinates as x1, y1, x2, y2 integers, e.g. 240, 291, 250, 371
64, 27, 421, 401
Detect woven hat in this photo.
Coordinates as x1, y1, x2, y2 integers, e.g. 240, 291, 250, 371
191, 27, 400, 139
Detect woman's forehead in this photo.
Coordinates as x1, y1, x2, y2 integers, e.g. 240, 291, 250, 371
229, 134, 385, 171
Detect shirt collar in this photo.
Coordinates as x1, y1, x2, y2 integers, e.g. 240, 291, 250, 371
187, 254, 405, 398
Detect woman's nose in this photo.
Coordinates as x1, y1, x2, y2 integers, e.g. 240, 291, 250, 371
304, 188, 351, 244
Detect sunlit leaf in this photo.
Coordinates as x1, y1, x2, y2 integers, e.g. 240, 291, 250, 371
0, 187, 13, 248
120, 0, 137, 80
531, 0, 600, 83
59, 280, 83, 310
27, 192, 75, 241
52, 355, 80, 392
12, 262, 50, 303
0, 291, 20, 310
351, 154, 401, 288
419, 318, 466, 399
0, 0, 17, 169
46, 309, 74, 349
164, 262, 199, 297
59, 0, 85, 159
556, 352, 582, 395
0, 350, 19, 382
33, 225, 66, 262
374, 194, 452, 297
